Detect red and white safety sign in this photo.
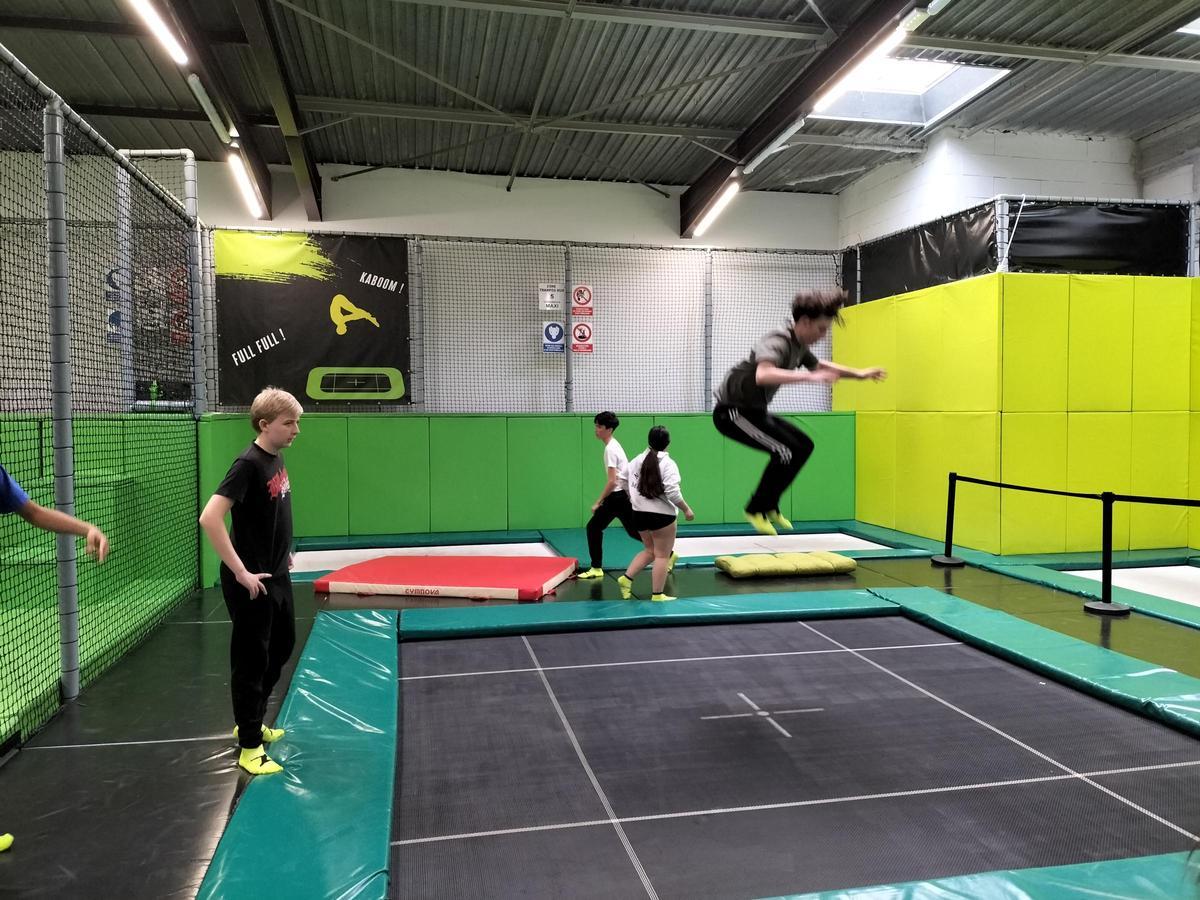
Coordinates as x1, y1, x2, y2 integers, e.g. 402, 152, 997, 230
571, 321, 593, 353
571, 284, 594, 317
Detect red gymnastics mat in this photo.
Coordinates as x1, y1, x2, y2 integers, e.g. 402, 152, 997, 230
312, 555, 578, 600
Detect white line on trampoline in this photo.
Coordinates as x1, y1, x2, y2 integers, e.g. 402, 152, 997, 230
400, 641, 962, 681
27, 734, 231, 750
798, 621, 1200, 842
392, 758, 1200, 846
521, 635, 660, 900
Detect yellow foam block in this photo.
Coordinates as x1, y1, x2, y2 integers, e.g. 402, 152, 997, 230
1068, 275, 1133, 411
1132, 277, 1190, 411
714, 551, 857, 578
1001, 273, 1068, 411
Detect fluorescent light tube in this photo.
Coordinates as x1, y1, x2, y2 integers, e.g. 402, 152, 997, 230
126, 0, 188, 66
228, 152, 263, 219
693, 178, 741, 237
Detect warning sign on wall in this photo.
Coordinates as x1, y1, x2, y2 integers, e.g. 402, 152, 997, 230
571, 284, 594, 317
571, 321, 593, 353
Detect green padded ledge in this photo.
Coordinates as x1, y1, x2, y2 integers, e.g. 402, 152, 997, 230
538, 522, 916, 572
874, 587, 1200, 738
983, 564, 1200, 631
198, 609, 398, 900
761, 851, 1197, 899
294, 530, 544, 551
400, 591, 898, 641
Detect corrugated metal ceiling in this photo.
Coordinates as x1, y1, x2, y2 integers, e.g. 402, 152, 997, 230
2, 0, 1200, 200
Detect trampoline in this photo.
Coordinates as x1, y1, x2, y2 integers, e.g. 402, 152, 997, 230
392, 614, 1200, 898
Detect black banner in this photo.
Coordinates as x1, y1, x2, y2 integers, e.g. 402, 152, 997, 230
859, 203, 996, 303
1005, 202, 1189, 276
214, 231, 410, 406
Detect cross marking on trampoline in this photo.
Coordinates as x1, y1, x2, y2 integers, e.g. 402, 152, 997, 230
700, 691, 823, 738
797, 621, 1200, 842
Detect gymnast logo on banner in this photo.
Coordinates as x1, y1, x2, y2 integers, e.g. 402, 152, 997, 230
213, 231, 410, 406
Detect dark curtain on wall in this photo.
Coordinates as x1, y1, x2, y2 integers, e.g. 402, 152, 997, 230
1004, 202, 1189, 276
858, 203, 996, 302
841, 248, 858, 304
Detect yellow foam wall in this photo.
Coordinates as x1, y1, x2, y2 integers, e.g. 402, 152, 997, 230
943, 413, 1000, 552
853, 297, 897, 411
942, 276, 1000, 411
831, 306, 859, 411
895, 289, 943, 411
1129, 412, 1188, 549
1068, 275, 1133, 411
1000, 274, 1069, 411
1065, 413, 1131, 551
894, 414, 944, 540
1191, 281, 1200, 412
855, 412, 895, 528
1191, 414, 1200, 548
999, 414, 1067, 554
1132, 277, 1190, 411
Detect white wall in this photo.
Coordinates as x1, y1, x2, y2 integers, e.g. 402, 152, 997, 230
1142, 163, 1195, 201
198, 162, 841, 250
839, 130, 1137, 247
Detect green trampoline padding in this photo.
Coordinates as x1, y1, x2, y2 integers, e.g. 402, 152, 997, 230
975, 563, 1200, 631
874, 587, 1200, 738
399, 591, 897, 640
761, 851, 1197, 899
538, 521, 920, 572
198, 609, 398, 900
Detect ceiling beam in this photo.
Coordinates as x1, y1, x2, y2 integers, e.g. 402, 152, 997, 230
679, 0, 917, 238
382, 0, 828, 39
69, 103, 276, 128
297, 96, 743, 140
164, 0, 272, 218
232, 0, 321, 220
0, 15, 246, 45
906, 35, 1200, 75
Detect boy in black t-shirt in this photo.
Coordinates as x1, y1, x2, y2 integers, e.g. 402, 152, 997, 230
199, 387, 302, 775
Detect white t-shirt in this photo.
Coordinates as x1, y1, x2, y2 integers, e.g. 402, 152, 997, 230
625, 449, 684, 516
605, 438, 629, 493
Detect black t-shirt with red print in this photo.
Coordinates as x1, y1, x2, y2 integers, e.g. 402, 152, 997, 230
216, 442, 293, 578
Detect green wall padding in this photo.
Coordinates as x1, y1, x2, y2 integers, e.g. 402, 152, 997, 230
1130, 412, 1188, 550
198, 609, 397, 900
287, 416, 349, 538
783, 413, 855, 521
200, 415, 260, 586
654, 414, 726, 525
508, 416, 582, 528
942, 275, 999, 411
1068, 275, 1134, 411
1133, 276, 1191, 411
1000, 413, 1067, 554
348, 416, 430, 535
1001, 273, 1069, 412
766, 852, 1197, 900
430, 416, 508, 532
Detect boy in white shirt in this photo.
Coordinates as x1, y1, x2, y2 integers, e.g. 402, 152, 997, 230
618, 426, 694, 601
577, 411, 677, 578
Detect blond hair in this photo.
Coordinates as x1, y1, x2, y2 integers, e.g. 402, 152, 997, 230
250, 387, 303, 432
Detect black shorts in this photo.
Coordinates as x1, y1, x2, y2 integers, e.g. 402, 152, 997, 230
633, 510, 677, 533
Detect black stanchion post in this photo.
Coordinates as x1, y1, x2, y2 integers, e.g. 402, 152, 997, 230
932, 471, 965, 568
1085, 491, 1130, 616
